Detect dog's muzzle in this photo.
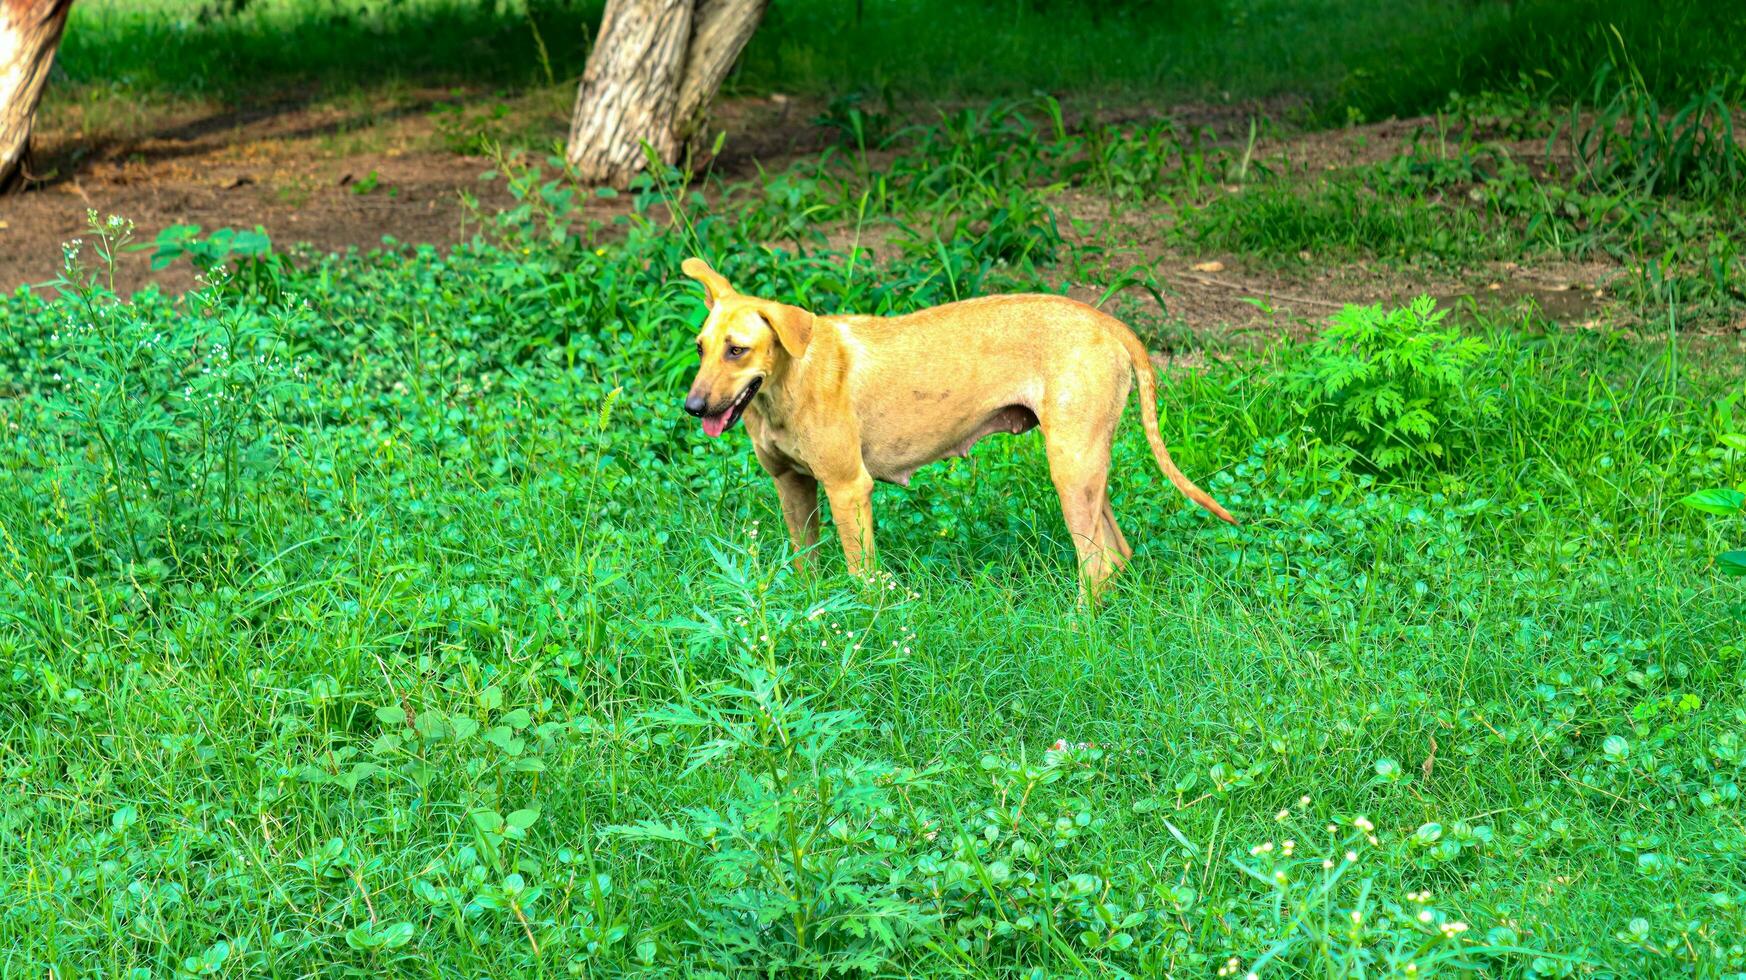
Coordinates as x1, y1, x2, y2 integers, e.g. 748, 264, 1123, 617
693, 377, 762, 437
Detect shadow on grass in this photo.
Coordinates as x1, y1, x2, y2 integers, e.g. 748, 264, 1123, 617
54, 0, 1744, 122
56, 0, 605, 106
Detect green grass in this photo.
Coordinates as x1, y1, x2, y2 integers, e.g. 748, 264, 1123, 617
3, 103, 1745, 973
45, 0, 1746, 121
1176, 178, 1513, 266
8, 6, 1746, 973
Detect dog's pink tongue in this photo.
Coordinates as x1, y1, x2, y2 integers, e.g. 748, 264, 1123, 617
700, 412, 730, 437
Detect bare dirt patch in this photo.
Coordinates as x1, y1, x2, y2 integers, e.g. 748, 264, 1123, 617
1, 92, 830, 295
0, 95, 1624, 335
5, 96, 514, 293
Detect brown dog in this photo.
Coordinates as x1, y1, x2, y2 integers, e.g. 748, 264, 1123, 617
679, 257, 1236, 599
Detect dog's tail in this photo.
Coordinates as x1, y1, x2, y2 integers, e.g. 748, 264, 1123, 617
1109, 317, 1238, 525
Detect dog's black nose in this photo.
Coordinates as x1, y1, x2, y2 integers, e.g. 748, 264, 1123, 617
683, 394, 707, 417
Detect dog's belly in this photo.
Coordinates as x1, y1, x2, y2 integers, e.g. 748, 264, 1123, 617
864, 404, 1039, 487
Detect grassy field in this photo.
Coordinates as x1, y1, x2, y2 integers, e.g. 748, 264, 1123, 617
46, 0, 1746, 124
6, 1, 1746, 976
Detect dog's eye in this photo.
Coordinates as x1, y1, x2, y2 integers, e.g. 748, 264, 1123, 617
726, 345, 748, 360
695, 341, 703, 357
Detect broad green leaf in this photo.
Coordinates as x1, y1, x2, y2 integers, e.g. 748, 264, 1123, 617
1679, 488, 1745, 516
337, 763, 383, 790
414, 711, 450, 739
344, 925, 378, 950
1720, 550, 1746, 577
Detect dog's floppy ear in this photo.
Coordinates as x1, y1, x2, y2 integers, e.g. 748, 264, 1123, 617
681, 257, 735, 309
761, 302, 815, 358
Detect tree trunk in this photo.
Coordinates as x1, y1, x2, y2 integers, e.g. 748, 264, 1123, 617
1, 0, 73, 191
566, 0, 767, 188
671, 0, 767, 142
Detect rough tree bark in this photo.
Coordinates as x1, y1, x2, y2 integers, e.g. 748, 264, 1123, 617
0, 0, 73, 191
566, 0, 767, 188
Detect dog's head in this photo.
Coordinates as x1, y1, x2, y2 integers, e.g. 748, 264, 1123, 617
680, 257, 815, 437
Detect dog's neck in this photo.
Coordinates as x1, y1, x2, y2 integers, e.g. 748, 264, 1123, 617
755, 330, 841, 430
753, 356, 803, 429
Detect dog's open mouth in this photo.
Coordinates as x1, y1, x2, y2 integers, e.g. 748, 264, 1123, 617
700, 377, 762, 437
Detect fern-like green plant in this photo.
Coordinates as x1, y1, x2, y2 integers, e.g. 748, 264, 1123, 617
1284, 296, 1488, 470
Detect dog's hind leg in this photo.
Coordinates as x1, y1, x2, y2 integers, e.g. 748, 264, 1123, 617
1043, 426, 1123, 601
1102, 495, 1133, 563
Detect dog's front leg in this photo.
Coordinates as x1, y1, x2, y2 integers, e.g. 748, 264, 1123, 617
823, 471, 877, 579
771, 470, 821, 570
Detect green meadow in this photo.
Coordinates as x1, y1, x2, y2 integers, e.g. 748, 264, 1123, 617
4, 0, 1746, 975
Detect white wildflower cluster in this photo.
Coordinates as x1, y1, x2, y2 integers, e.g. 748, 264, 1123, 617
1352, 814, 1380, 846
889, 622, 916, 655
813, 616, 862, 652
727, 614, 769, 654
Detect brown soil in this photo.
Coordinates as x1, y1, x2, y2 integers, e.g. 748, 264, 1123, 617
1, 91, 832, 295
0, 92, 1622, 333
